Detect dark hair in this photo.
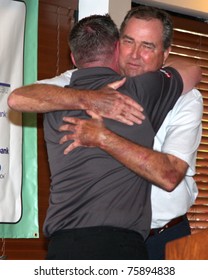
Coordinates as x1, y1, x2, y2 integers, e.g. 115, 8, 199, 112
120, 6, 173, 50
69, 14, 119, 68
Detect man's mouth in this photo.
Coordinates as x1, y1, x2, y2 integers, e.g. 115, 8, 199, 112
127, 62, 141, 69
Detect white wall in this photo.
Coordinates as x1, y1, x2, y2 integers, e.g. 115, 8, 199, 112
78, 0, 131, 28
78, 0, 109, 20
109, 0, 131, 28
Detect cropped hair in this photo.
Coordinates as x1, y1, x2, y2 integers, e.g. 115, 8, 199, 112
120, 6, 173, 50
69, 14, 119, 68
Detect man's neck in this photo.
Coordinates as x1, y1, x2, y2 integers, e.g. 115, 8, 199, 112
80, 59, 120, 74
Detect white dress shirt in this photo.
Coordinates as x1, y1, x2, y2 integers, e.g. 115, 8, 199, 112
151, 89, 203, 228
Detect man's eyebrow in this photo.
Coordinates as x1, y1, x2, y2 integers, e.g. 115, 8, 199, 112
121, 35, 156, 48
120, 34, 134, 40
142, 41, 156, 48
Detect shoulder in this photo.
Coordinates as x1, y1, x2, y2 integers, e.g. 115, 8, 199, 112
130, 67, 182, 95
174, 88, 203, 111
164, 88, 203, 125
132, 67, 182, 86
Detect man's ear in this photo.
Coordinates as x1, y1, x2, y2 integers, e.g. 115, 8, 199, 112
111, 41, 121, 73
70, 52, 77, 67
163, 46, 171, 65
116, 41, 120, 57
115, 41, 120, 63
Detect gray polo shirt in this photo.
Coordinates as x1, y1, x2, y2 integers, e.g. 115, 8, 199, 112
43, 67, 182, 239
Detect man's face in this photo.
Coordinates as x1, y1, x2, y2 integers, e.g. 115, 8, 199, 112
119, 17, 170, 77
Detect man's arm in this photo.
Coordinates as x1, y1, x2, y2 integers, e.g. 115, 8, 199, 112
8, 80, 144, 126
8, 59, 201, 120
8, 57, 201, 126
59, 114, 188, 192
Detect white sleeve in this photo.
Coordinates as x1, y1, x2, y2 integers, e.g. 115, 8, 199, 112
36, 69, 77, 87
154, 89, 203, 175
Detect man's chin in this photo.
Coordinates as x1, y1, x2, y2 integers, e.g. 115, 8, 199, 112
125, 69, 144, 77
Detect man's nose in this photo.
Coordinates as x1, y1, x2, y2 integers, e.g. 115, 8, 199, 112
131, 44, 141, 59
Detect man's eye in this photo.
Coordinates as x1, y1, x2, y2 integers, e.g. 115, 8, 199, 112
123, 39, 133, 44
142, 43, 155, 50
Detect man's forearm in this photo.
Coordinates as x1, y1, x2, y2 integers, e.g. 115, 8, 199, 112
97, 129, 188, 191
8, 82, 144, 125
60, 116, 188, 191
8, 84, 88, 112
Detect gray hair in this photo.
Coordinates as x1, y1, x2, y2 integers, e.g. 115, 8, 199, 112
120, 6, 173, 50
69, 14, 119, 67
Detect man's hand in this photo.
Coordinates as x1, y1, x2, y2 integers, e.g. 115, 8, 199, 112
89, 78, 145, 125
59, 113, 106, 155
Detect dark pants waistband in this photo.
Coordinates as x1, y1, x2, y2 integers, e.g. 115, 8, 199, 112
47, 226, 148, 260
52, 226, 143, 240
149, 215, 186, 236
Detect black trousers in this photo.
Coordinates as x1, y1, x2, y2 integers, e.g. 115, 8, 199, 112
145, 215, 191, 260
46, 226, 148, 260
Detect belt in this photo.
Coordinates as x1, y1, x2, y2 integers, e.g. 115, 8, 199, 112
149, 215, 185, 236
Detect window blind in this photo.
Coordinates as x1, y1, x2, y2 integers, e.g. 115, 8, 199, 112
170, 15, 208, 233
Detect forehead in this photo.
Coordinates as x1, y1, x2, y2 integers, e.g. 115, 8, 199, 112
122, 17, 164, 44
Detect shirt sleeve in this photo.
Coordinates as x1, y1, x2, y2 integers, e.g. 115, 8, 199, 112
36, 69, 76, 86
